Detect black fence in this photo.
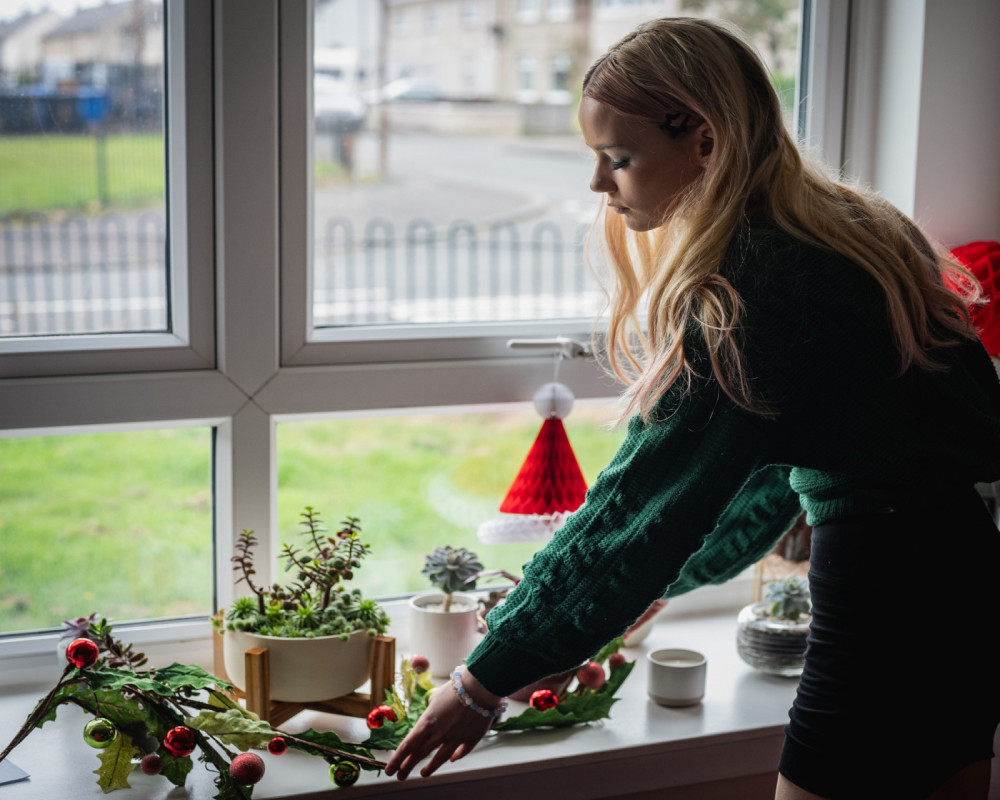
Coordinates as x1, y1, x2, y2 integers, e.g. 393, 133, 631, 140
0, 212, 603, 337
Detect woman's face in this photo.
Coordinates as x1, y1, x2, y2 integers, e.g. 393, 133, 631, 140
578, 96, 712, 232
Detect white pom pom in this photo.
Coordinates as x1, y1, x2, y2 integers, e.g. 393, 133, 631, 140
533, 382, 575, 420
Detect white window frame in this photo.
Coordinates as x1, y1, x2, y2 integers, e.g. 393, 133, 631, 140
2, 0, 901, 680
0, 0, 215, 379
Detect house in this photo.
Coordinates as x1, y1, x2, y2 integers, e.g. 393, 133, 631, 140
0, 8, 62, 88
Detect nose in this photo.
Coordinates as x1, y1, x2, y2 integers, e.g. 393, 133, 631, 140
590, 163, 615, 194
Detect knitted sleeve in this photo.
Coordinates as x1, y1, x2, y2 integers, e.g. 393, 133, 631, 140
465, 381, 792, 697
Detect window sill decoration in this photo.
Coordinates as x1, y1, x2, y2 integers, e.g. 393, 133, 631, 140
0, 618, 635, 797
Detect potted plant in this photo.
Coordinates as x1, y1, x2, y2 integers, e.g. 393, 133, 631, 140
217, 507, 389, 702
408, 545, 483, 678
736, 575, 812, 677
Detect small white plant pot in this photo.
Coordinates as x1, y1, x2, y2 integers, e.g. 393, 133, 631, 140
222, 628, 372, 703
408, 592, 482, 678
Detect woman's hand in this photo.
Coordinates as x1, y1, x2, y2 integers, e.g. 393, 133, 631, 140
385, 666, 501, 780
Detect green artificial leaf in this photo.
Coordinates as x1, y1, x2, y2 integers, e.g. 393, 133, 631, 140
71, 688, 158, 731
603, 659, 635, 696
494, 659, 636, 733
152, 663, 233, 693
78, 668, 171, 696
285, 728, 378, 769
159, 752, 194, 788
33, 681, 83, 728
207, 689, 249, 713
93, 732, 140, 793
593, 637, 626, 665
184, 709, 277, 751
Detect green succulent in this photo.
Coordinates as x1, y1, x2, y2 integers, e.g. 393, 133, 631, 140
224, 508, 388, 639
766, 576, 812, 622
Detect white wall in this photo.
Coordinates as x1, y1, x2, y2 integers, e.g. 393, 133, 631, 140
844, 0, 1000, 246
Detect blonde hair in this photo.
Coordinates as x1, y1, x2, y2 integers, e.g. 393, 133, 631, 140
583, 17, 980, 421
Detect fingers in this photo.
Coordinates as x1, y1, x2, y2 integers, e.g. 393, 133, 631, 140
420, 744, 459, 778
450, 741, 473, 761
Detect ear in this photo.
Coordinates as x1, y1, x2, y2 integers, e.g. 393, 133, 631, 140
694, 122, 714, 167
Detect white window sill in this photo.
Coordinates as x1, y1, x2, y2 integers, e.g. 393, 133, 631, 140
0, 603, 799, 799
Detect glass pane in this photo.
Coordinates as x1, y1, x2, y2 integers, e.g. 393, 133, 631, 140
276, 404, 625, 598
0, 427, 212, 634
0, 0, 167, 338
310, 1, 799, 331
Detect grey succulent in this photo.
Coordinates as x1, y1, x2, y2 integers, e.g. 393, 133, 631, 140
421, 546, 483, 612
766, 576, 812, 622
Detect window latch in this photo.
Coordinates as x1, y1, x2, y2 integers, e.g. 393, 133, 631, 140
506, 336, 592, 360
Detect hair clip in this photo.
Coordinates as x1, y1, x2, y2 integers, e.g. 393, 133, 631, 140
659, 111, 692, 137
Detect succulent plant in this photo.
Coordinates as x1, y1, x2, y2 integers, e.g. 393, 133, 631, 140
222, 507, 389, 638
421, 545, 483, 612
765, 576, 812, 622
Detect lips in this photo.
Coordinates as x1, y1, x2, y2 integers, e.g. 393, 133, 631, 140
609, 204, 628, 214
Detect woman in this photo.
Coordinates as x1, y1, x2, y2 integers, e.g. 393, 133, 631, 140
386, 18, 1000, 798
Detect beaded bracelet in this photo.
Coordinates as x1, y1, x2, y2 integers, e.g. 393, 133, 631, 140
450, 668, 508, 719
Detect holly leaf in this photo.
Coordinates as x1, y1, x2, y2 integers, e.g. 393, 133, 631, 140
285, 728, 378, 769
363, 685, 429, 750
152, 663, 233, 693
593, 637, 626, 665
78, 668, 170, 696
184, 709, 277, 751
33, 681, 83, 728
207, 688, 249, 713
604, 658, 635, 696
93, 732, 140, 793
494, 660, 635, 733
159, 752, 194, 787
71, 688, 158, 730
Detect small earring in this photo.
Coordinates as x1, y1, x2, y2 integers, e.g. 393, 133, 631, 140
659, 111, 691, 138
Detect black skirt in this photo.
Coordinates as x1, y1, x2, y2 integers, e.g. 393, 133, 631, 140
778, 486, 1000, 799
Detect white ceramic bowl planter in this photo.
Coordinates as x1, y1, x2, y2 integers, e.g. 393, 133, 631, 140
408, 592, 482, 678
223, 629, 372, 703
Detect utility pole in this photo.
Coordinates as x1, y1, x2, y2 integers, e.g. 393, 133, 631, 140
377, 0, 389, 180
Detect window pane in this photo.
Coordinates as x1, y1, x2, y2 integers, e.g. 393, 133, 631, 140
310, 1, 799, 333
276, 405, 624, 598
0, 0, 167, 338
0, 427, 212, 635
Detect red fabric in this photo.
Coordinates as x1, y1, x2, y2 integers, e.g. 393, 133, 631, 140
499, 418, 588, 515
951, 240, 1000, 356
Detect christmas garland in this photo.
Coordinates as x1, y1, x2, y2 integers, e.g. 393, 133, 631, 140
0, 617, 634, 797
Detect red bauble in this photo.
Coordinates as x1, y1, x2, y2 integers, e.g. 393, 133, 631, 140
267, 736, 287, 755
576, 661, 606, 690
366, 704, 397, 729
162, 726, 196, 757
410, 654, 430, 674
609, 652, 627, 669
529, 689, 559, 711
65, 638, 100, 668
140, 754, 163, 775
229, 753, 265, 786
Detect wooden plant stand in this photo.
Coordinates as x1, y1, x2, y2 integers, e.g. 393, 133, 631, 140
212, 627, 396, 728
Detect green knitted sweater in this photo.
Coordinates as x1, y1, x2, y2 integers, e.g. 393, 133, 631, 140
467, 219, 1000, 697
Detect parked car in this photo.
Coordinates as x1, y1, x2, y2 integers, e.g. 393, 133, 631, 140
366, 78, 443, 103
314, 73, 365, 133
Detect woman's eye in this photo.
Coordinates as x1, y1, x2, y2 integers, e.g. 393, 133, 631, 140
611, 157, 630, 170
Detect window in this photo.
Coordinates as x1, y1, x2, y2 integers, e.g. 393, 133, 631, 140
0, 0, 213, 378
463, 0, 480, 28
0, 427, 213, 634
2, 0, 867, 670
518, 0, 541, 24
548, 53, 572, 103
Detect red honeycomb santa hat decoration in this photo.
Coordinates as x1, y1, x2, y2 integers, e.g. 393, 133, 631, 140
477, 382, 589, 544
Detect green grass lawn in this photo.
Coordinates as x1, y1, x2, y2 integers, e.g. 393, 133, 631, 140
0, 133, 166, 215
0, 132, 353, 215
0, 407, 625, 634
